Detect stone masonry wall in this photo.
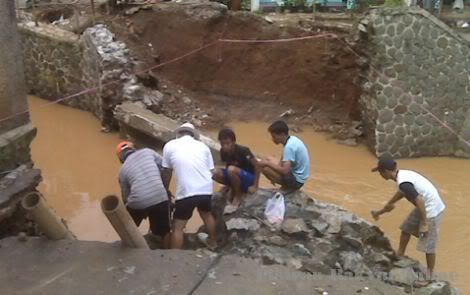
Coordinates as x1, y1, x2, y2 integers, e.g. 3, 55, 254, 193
18, 19, 135, 129
358, 8, 470, 158
18, 22, 84, 110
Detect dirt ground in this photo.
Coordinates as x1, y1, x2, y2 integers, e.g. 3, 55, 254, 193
100, 3, 363, 136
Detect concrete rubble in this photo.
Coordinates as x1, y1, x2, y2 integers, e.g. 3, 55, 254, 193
176, 189, 459, 295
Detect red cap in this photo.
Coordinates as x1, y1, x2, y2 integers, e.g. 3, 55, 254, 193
116, 141, 133, 159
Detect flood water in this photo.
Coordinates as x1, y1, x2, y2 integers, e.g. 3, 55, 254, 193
29, 97, 469, 291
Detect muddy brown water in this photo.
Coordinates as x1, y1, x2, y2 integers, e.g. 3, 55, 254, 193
29, 97, 469, 291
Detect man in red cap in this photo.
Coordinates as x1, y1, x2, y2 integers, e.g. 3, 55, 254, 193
371, 156, 446, 286
117, 141, 171, 248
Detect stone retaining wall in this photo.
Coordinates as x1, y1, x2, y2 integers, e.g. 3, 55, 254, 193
18, 19, 135, 129
358, 8, 470, 158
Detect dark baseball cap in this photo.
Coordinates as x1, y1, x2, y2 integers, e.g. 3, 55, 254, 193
371, 157, 397, 172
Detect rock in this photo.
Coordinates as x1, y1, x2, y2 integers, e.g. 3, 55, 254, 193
301, 260, 331, 275
182, 96, 192, 105
259, 245, 292, 265
339, 251, 370, 275
287, 258, 303, 270
414, 281, 456, 295
225, 218, 260, 231
309, 219, 329, 236
387, 267, 418, 286
368, 251, 392, 267
322, 215, 342, 234
229, 232, 238, 241
266, 235, 288, 247
281, 218, 310, 235
280, 109, 295, 118
336, 138, 358, 147
294, 243, 312, 257
340, 235, 363, 249
310, 238, 334, 254
125, 7, 141, 16
264, 16, 274, 24
394, 257, 419, 268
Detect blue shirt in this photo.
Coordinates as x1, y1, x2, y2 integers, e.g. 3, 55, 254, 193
282, 136, 310, 183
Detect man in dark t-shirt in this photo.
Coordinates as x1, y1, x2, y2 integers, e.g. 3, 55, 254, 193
213, 128, 260, 209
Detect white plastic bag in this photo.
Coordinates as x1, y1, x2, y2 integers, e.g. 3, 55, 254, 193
264, 192, 285, 225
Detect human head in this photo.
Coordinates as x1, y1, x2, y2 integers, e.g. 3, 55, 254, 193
175, 122, 200, 140
268, 120, 289, 145
218, 128, 236, 153
371, 156, 398, 180
116, 141, 134, 163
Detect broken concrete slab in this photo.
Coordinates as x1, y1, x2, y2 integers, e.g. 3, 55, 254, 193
194, 255, 407, 295
114, 102, 220, 162
0, 237, 215, 295
0, 166, 41, 223
0, 123, 37, 172
0, 237, 408, 294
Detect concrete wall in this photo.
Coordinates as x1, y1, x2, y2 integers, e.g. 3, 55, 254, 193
0, 1, 41, 238
358, 8, 470, 158
18, 20, 133, 129
0, 1, 36, 172
0, 1, 30, 135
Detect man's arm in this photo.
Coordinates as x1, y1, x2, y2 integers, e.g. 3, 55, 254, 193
260, 158, 292, 176
119, 175, 130, 205
161, 168, 172, 191
152, 150, 163, 169
371, 191, 404, 220
161, 167, 173, 200
262, 142, 296, 176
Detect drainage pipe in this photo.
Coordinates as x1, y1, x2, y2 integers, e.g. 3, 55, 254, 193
101, 195, 149, 249
21, 192, 75, 240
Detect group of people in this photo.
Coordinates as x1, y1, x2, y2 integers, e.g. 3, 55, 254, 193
117, 120, 310, 250
117, 119, 445, 286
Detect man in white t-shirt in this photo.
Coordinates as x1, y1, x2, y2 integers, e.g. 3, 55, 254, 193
371, 157, 445, 286
161, 123, 217, 250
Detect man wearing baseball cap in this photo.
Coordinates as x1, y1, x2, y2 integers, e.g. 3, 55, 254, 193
117, 141, 171, 248
371, 156, 446, 286
161, 123, 217, 250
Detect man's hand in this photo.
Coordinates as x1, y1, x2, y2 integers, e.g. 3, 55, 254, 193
265, 156, 278, 164
219, 185, 230, 194
419, 222, 429, 238
167, 190, 175, 201
248, 186, 258, 194
371, 210, 380, 221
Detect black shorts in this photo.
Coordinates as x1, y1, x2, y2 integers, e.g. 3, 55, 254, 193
126, 201, 171, 237
174, 195, 212, 221
280, 172, 304, 191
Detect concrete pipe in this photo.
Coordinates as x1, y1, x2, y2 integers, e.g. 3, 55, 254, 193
101, 195, 149, 249
21, 192, 75, 240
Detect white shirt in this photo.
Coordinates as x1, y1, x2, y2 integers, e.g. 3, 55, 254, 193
396, 170, 446, 218
162, 135, 214, 200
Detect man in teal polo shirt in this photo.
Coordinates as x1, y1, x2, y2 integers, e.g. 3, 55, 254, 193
260, 120, 310, 192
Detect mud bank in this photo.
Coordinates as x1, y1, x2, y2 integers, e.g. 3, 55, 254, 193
17, 3, 470, 158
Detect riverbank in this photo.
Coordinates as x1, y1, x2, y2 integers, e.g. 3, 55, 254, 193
29, 96, 469, 292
